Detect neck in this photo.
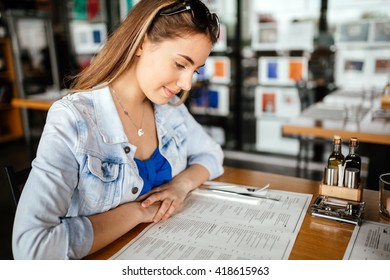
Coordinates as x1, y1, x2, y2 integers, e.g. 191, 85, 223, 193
111, 70, 146, 108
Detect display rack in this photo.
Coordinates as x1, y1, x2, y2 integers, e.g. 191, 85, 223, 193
334, 19, 390, 90
243, 20, 314, 156
187, 3, 241, 150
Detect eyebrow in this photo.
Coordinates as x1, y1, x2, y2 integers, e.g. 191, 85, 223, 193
178, 54, 205, 68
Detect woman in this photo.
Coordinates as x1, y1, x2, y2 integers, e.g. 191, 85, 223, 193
13, 0, 224, 259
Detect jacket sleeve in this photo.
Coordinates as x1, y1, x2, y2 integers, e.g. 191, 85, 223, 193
12, 99, 93, 259
180, 104, 224, 180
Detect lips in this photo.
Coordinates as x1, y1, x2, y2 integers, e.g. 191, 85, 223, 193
163, 87, 179, 99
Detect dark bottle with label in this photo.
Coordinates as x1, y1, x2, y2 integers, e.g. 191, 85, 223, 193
345, 137, 361, 181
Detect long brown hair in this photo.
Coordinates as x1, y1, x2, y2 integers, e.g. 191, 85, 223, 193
70, 0, 217, 100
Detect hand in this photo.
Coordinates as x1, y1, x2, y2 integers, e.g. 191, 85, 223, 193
137, 164, 210, 223
136, 180, 192, 223
137, 201, 162, 223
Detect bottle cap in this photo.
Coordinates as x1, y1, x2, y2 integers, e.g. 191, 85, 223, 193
334, 135, 342, 144
350, 137, 359, 147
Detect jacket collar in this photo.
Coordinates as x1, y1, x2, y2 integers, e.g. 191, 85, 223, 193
92, 86, 128, 144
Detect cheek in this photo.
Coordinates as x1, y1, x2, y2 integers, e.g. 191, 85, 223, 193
137, 56, 172, 87
135, 59, 174, 104
135, 57, 157, 89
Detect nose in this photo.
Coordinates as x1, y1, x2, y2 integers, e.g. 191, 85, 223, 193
177, 72, 193, 92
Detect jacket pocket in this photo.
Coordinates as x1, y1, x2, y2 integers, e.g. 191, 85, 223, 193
88, 155, 119, 182
79, 155, 121, 213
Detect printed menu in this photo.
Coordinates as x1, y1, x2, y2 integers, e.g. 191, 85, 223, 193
344, 220, 390, 260
111, 187, 312, 260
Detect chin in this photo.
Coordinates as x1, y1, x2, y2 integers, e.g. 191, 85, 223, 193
152, 97, 170, 105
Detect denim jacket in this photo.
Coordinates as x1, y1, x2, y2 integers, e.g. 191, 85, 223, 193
12, 86, 224, 259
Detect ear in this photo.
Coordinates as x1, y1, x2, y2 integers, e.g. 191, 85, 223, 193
136, 36, 149, 56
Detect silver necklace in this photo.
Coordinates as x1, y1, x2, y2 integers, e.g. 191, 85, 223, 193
110, 86, 145, 137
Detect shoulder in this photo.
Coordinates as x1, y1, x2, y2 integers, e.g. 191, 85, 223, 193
55, 90, 94, 109
44, 92, 93, 133
49, 87, 108, 117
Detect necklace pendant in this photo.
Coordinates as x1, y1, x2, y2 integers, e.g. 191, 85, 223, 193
137, 128, 144, 137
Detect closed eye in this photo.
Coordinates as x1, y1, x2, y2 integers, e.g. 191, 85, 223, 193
176, 62, 200, 74
175, 62, 186, 70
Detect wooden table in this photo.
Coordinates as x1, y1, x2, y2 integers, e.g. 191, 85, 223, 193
282, 115, 390, 146
11, 97, 58, 144
283, 88, 390, 144
85, 166, 389, 260
11, 98, 55, 111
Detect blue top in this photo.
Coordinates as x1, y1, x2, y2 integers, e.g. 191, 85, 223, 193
134, 148, 172, 196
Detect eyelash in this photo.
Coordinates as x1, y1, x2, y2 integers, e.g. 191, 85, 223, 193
175, 62, 200, 74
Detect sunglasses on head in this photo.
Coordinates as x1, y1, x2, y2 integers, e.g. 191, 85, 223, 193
159, 0, 220, 40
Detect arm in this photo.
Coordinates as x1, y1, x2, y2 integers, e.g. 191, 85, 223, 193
87, 201, 160, 254
139, 164, 209, 223
13, 100, 158, 259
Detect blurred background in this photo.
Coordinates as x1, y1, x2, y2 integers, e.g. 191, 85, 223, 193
0, 0, 389, 259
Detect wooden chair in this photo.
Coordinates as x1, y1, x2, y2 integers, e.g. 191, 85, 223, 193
4, 165, 31, 208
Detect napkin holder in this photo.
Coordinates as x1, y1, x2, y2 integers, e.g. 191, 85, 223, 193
310, 195, 365, 225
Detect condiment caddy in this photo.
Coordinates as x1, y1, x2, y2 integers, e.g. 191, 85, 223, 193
319, 135, 362, 202
311, 135, 365, 225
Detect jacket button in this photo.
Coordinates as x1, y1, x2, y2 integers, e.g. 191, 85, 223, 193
124, 146, 131, 154
131, 187, 139, 194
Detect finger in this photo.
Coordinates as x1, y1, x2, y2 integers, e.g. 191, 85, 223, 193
161, 204, 176, 221
141, 191, 162, 207
136, 187, 162, 202
154, 200, 172, 223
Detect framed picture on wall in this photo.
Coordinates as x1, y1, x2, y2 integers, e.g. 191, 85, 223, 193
336, 20, 390, 47
368, 49, 390, 88
374, 59, 390, 74
336, 48, 389, 89
71, 0, 107, 22
255, 86, 300, 118
258, 57, 308, 86
190, 84, 229, 116
335, 49, 368, 88
280, 21, 314, 51
373, 21, 390, 43
204, 56, 231, 84
336, 22, 370, 44
70, 21, 107, 55
251, 22, 278, 51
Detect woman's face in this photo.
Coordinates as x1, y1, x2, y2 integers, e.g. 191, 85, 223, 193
135, 33, 213, 105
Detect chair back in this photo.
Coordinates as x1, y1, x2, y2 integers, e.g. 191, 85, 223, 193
4, 165, 31, 209
296, 79, 310, 111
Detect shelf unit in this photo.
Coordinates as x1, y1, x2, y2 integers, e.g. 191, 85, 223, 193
240, 18, 315, 156
187, 1, 242, 150
0, 37, 24, 143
